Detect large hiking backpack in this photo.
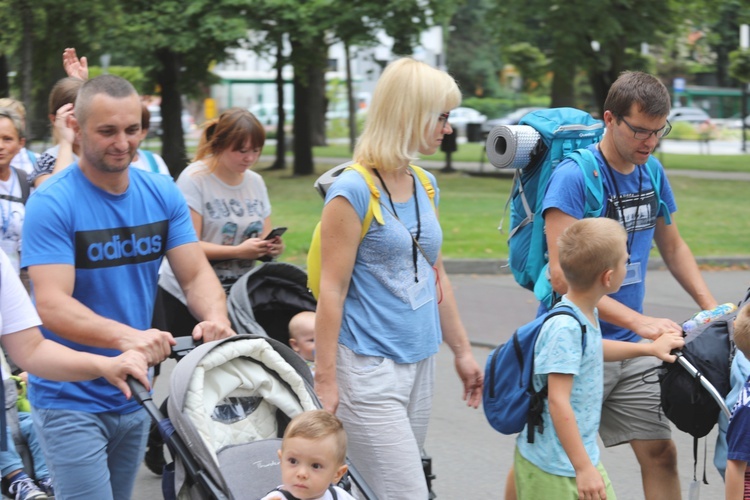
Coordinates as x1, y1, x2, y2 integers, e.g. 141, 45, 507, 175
483, 304, 586, 443
502, 108, 669, 307
506, 108, 604, 298
659, 288, 750, 439
306, 163, 435, 299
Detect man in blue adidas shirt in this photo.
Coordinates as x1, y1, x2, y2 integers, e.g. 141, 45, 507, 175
21, 74, 234, 499
539, 72, 718, 499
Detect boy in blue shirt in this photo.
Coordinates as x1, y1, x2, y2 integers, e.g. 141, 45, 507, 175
514, 218, 684, 499
726, 303, 750, 500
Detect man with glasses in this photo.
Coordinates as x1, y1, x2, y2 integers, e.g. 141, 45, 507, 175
539, 72, 718, 499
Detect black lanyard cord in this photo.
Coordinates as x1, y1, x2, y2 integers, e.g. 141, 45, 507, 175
599, 150, 642, 264
373, 168, 421, 283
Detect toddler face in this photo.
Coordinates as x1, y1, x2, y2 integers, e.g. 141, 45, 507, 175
290, 329, 315, 362
277, 435, 346, 500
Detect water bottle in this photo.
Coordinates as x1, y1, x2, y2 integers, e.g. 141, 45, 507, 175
682, 302, 737, 332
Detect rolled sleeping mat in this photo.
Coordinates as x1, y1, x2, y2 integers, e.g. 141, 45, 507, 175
485, 125, 541, 169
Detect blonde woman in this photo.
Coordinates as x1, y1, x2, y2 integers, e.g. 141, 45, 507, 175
314, 58, 483, 499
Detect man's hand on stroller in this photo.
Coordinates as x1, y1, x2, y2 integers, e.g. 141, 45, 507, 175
191, 320, 236, 342
632, 314, 681, 340
103, 350, 150, 399
119, 328, 176, 367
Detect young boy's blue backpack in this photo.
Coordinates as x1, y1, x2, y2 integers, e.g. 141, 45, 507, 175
483, 304, 586, 443
506, 108, 604, 305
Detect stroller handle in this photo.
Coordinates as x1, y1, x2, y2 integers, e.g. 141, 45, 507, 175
673, 351, 732, 419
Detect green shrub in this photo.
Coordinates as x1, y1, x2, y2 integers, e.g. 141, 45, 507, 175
668, 122, 700, 140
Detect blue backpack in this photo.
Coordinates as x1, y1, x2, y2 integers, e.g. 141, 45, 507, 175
483, 304, 585, 443
505, 108, 668, 307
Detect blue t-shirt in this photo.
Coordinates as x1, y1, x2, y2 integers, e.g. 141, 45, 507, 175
21, 165, 197, 413
727, 378, 750, 465
325, 167, 442, 364
516, 297, 603, 477
542, 145, 677, 342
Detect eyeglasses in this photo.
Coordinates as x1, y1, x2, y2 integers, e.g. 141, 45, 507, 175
618, 115, 672, 140
438, 112, 450, 126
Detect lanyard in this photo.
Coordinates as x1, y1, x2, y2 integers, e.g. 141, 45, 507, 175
0, 171, 16, 235
373, 168, 421, 283
599, 150, 642, 264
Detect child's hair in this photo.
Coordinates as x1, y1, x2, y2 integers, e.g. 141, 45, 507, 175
558, 218, 627, 289
48, 77, 84, 117
283, 410, 347, 465
193, 107, 265, 172
0, 98, 26, 120
734, 304, 750, 359
0, 107, 26, 140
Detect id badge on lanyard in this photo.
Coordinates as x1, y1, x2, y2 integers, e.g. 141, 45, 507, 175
623, 261, 642, 286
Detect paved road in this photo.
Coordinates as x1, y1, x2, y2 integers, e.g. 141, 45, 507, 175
132, 268, 749, 499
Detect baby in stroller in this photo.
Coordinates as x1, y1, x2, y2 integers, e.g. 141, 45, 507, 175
261, 410, 354, 500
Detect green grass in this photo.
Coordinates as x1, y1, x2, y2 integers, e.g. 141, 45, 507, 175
254, 163, 750, 266
259, 141, 750, 174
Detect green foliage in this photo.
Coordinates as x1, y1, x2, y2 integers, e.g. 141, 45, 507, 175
87, 67, 147, 94
257, 162, 750, 263
729, 49, 750, 83
666, 122, 701, 140
503, 43, 548, 92
445, 0, 504, 98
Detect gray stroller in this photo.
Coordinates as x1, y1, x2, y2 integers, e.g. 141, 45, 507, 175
130, 334, 376, 499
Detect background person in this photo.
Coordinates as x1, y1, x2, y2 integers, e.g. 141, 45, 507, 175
28, 77, 83, 188
156, 107, 283, 337
0, 99, 36, 176
21, 74, 234, 500
313, 57, 483, 499
0, 108, 29, 276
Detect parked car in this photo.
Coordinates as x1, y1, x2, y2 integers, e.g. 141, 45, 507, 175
667, 106, 711, 124
147, 105, 194, 137
481, 107, 547, 134
249, 102, 294, 128
448, 106, 487, 137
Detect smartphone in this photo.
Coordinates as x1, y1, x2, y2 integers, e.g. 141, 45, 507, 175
264, 226, 287, 240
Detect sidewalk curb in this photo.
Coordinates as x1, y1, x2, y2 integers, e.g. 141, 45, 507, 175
444, 256, 750, 275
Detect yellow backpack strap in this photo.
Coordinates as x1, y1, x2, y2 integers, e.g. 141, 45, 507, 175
410, 165, 436, 211
345, 163, 385, 240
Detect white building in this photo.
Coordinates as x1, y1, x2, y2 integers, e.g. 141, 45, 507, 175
210, 25, 445, 119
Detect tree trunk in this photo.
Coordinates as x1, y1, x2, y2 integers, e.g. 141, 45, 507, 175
19, 0, 33, 138
292, 70, 314, 176
0, 55, 9, 98
309, 46, 327, 147
269, 35, 287, 171
156, 49, 187, 178
550, 61, 576, 108
345, 43, 356, 153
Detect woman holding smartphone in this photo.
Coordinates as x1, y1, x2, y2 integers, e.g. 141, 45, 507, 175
155, 107, 284, 336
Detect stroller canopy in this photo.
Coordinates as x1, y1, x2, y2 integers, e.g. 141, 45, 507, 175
168, 335, 319, 499
227, 262, 317, 346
